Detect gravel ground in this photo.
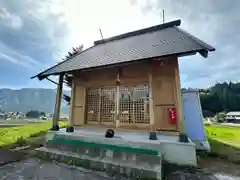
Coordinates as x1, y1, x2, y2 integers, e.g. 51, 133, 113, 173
0, 158, 239, 180
0, 158, 117, 180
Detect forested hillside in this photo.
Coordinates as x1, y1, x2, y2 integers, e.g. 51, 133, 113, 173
0, 88, 69, 113
199, 82, 240, 117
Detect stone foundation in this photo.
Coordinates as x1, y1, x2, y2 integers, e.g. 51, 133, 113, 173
35, 130, 198, 180
36, 134, 162, 179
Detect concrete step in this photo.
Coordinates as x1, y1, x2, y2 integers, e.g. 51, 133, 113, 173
46, 131, 197, 166
45, 138, 160, 160
36, 147, 162, 180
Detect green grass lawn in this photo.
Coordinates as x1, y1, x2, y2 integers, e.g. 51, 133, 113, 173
205, 124, 240, 162
0, 121, 68, 147
206, 124, 240, 147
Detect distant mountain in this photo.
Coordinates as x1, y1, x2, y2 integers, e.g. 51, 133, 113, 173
0, 88, 69, 114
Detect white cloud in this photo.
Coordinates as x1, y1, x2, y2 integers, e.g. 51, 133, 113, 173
52, 0, 165, 49
0, 0, 68, 70
41, 0, 238, 88
0, 7, 23, 30
0, 41, 40, 67
0, 0, 239, 89
134, 0, 240, 88
0, 53, 19, 64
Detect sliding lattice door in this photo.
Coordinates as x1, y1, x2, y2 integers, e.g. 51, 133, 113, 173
86, 84, 149, 126
119, 84, 150, 125
86, 87, 116, 125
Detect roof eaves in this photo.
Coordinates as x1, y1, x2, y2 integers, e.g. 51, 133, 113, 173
40, 49, 200, 75
31, 45, 96, 80
175, 27, 216, 54
32, 49, 204, 80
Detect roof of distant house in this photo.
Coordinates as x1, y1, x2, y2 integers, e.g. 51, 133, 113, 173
226, 111, 240, 116
32, 19, 215, 80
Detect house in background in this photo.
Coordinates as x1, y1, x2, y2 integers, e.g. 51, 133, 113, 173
0, 112, 6, 119
32, 19, 215, 142
226, 111, 240, 123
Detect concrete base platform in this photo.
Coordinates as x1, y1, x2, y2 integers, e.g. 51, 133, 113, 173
55, 128, 197, 166
37, 128, 197, 180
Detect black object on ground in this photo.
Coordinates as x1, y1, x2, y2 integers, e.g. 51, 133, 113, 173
149, 131, 158, 140
105, 129, 114, 138
50, 125, 59, 131
179, 133, 189, 143
66, 126, 74, 132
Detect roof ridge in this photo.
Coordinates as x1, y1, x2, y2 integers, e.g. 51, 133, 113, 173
94, 19, 181, 45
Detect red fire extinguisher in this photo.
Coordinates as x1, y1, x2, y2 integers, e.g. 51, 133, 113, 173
168, 107, 177, 125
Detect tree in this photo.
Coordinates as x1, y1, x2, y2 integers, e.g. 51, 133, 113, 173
215, 112, 226, 123
62, 45, 83, 105
39, 111, 46, 117
200, 81, 240, 114
202, 110, 215, 118
26, 110, 45, 118
63, 94, 71, 105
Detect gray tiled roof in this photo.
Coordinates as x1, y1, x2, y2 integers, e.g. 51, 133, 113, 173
33, 19, 215, 79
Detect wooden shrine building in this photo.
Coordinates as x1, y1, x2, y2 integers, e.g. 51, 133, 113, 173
32, 20, 215, 142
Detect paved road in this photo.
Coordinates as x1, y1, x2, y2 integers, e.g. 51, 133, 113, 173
0, 158, 239, 180
0, 124, 25, 128
221, 123, 240, 127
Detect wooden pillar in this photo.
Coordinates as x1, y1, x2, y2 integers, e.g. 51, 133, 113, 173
131, 90, 135, 124
148, 64, 157, 140
115, 70, 120, 127
97, 88, 101, 124
128, 87, 135, 124
174, 59, 188, 142
66, 77, 75, 132
148, 73, 155, 130
144, 99, 148, 121
51, 74, 64, 131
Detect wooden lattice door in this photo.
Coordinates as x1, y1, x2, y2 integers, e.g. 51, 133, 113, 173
100, 87, 116, 124
86, 85, 149, 126
119, 84, 150, 125
86, 87, 116, 125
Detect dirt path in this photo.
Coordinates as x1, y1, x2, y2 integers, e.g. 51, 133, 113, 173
199, 157, 240, 177
0, 158, 116, 180
0, 149, 26, 166
0, 156, 239, 179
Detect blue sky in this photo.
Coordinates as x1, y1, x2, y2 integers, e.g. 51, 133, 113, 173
0, 0, 239, 89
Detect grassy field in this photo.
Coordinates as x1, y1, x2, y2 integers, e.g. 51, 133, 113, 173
0, 121, 68, 147
206, 124, 240, 147
205, 124, 240, 162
